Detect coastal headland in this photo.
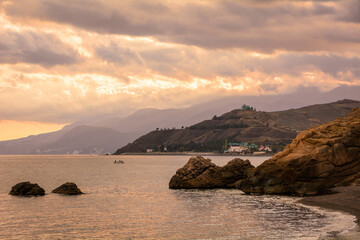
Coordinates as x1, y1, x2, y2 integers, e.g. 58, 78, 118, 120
169, 108, 360, 237
115, 100, 360, 155
170, 108, 360, 194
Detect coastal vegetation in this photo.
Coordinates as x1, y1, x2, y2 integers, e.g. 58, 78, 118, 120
114, 100, 360, 154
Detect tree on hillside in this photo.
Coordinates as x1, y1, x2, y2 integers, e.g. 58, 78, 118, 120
222, 138, 228, 152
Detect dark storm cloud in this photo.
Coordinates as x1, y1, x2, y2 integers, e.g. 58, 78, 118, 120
338, 0, 360, 23
312, 3, 336, 15
5, 0, 164, 36
281, 54, 360, 77
95, 42, 142, 65
221, 0, 335, 20
132, 1, 169, 14
248, 54, 360, 78
140, 48, 182, 64
4, 0, 358, 53
0, 30, 80, 66
138, 48, 185, 76
259, 83, 281, 92
21, 48, 78, 66
0, 42, 8, 50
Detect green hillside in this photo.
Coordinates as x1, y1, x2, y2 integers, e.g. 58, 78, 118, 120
114, 99, 360, 154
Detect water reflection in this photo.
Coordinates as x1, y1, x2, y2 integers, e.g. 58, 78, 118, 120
0, 155, 356, 240
170, 189, 353, 239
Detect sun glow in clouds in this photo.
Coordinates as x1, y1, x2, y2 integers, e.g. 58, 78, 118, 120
0, 0, 359, 140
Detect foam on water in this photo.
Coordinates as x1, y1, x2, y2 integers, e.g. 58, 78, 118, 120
295, 202, 357, 239
279, 197, 357, 240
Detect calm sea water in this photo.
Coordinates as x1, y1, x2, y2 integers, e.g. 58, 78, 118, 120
0, 155, 356, 240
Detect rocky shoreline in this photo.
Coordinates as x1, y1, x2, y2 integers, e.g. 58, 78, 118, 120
299, 186, 360, 224
299, 186, 360, 239
169, 108, 360, 238
170, 108, 360, 195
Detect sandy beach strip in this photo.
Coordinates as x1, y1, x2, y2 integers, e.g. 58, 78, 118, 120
298, 186, 360, 239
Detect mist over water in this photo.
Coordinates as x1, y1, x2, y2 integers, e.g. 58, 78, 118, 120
0, 155, 355, 239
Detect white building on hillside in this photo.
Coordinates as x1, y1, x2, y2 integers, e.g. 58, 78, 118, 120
228, 143, 248, 153
258, 145, 272, 152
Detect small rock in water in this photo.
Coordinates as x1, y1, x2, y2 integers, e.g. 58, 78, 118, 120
52, 182, 83, 195
9, 181, 45, 196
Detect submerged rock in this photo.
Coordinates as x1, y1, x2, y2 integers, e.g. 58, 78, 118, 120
237, 108, 360, 196
169, 156, 255, 189
52, 182, 83, 195
9, 181, 45, 196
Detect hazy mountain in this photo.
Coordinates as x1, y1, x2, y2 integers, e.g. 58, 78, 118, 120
0, 85, 359, 155
0, 127, 70, 155
32, 126, 131, 154
0, 125, 129, 155
114, 99, 360, 154
190, 85, 360, 114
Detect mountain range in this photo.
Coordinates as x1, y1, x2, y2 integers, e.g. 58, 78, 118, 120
0, 85, 360, 154
114, 99, 360, 154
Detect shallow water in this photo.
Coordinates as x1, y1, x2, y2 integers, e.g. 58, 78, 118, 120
0, 155, 356, 239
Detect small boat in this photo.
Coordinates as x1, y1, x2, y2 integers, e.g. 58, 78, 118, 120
114, 160, 125, 164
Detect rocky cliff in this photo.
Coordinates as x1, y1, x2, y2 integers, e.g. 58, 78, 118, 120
237, 108, 360, 196
168, 108, 360, 196
169, 156, 254, 189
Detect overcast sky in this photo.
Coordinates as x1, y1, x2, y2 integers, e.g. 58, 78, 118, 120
0, 0, 360, 140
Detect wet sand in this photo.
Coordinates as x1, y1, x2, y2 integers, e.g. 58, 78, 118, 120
298, 186, 360, 239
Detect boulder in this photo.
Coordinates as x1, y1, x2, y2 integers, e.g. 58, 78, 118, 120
237, 108, 360, 196
52, 182, 83, 195
169, 156, 255, 189
9, 181, 45, 196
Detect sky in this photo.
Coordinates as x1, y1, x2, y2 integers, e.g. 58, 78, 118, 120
0, 0, 360, 140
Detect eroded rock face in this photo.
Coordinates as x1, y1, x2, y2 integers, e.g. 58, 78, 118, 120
169, 156, 255, 189
237, 108, 360, 196
52, 182, 83, 195
9, 181, 45, 196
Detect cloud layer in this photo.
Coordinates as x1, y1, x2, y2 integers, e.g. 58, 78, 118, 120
0, 0, 359, 124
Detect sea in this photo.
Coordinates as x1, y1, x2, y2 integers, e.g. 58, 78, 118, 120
0, 155, 356, 240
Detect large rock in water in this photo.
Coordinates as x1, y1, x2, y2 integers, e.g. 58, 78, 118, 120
238, 108, 360, 196
169, 156, 255, 189
9, 181, 45, 196
52, 182, 83, 195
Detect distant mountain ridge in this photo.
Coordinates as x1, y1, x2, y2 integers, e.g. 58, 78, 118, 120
33, 126, 131, 154
0, 85, 360, 155
114, 99, 360, 154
